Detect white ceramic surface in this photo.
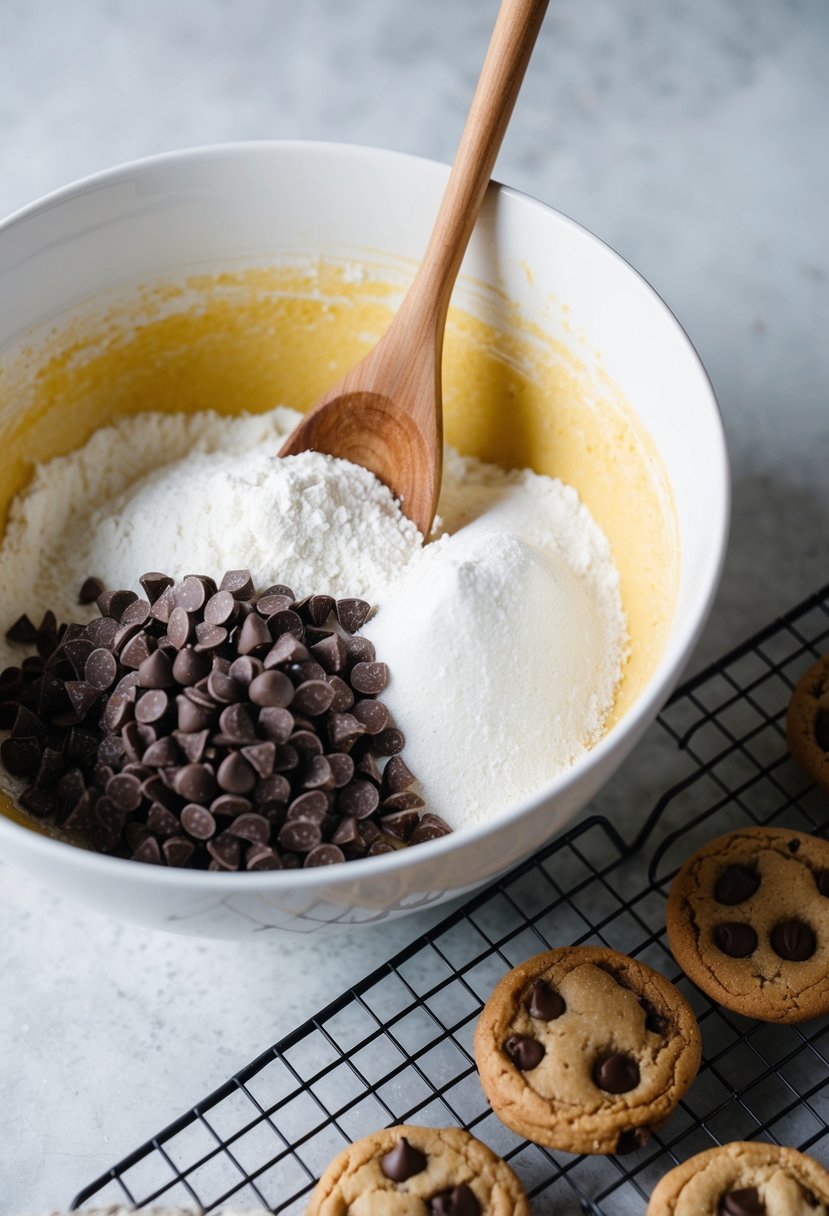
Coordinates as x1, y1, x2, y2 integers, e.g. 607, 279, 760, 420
0, 142, 728, 937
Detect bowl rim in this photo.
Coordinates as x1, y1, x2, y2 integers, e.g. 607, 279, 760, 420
0, 138, 731, 889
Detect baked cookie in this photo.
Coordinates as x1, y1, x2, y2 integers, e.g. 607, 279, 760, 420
647, 1141, 829, 1214
473, 946, 701, 1155
787, 652, 829, 793
305, 1123, 529, 1215
667, 827, 829, 1022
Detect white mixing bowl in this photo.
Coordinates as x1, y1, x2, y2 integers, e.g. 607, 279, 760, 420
0, 142, 728, 936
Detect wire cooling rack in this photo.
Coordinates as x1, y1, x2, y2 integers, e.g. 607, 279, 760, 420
71, 583, 829, 1214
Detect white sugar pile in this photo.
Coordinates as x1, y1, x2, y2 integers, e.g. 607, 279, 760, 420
0, 406, 627, 828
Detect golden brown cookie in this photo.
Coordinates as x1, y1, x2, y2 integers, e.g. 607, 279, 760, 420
787, 652, 829, 793
305, 1124, 529, 1215
647, 1141, 829, 1214
472, 946, 701, 1156
667, 827, 829, 1022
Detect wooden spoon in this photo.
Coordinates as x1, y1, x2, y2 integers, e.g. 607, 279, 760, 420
279, 0, 549, 536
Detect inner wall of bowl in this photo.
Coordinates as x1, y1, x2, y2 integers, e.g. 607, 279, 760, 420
0, 259, 677, 799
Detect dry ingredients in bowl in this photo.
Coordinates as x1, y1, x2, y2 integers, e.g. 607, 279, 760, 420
0, 406, 627, 864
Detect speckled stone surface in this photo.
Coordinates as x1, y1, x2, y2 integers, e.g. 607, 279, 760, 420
1, 0, 827, 1210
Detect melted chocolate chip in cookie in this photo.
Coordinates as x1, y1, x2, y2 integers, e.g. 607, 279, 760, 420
638, 996, 669, 1034
815, 708, 829, 751
592, 1052, 640, 1094
770, 919, 816, 962
504, 1034, 545, 1071
816, 870, 829, 898
526, 979, 565, 1021
713, 922, 758, 958
714, 864, 760, 905
721, 1186, 766, 1216
380, 1136, 427, 1182
615, 1126, 651, 1154
429, 1184, 480, 1215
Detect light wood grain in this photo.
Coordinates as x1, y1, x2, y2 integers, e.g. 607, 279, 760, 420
279, 0, 549, 536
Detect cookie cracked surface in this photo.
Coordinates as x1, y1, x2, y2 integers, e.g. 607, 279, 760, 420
473, 946, 701, 1156
305, 1124, 529, 1215
647, 1141, 829, 1214
667, 827, 829, 1022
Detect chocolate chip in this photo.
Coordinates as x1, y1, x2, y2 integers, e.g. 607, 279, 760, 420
65, 680, 103, 721
350, 661, 389, 694
207, 670, 244, 704
381, 809, 419, 841
380, 1136, 427, 1182
265, 634, 310, 668
614, 1126, 651, 1155
593, 1053, 640, 1093
383, 754, 416, 794
305, 595, 335, 626
208, 833, 241, 869
211, 793, 253, 818
78, 577, 104, 605
639, 997, 669, 1034
97, 589, 137, 619
181, 803, 216, 840
381, 791, 425, 812
504, 1034, 545, 1071
770, 919, 816, 961
337, 780, 379, 819
220, 569, 254, 599
85, 616, 120, 650
817, 870, 829, 897
150, 584, 175, 624
219, 702, 258, 741
788, 837, 801, 853
352, 699, 390, 734
139, 572, 174, 604
721, 1187, 766, 1216
236, 612, 272, 655
247, 845, 283, 870
429, 1185, 480, 1216
714, 864, 760, 905
247, 670, 293, 708
175, 763, 218, 803
326, 752, 355, 788
120, 598, 151, 627
292, 679, 336, 715
137, 650, 176, 689
166, 606, 191, 650
147, 803, 180, 836
163, 835, 195, 867
195, 622, 228, 652
336, 598, 370, 633
217, 751, 256, 794
256, 592, 294, 617
713, 922, 758, 958
288, 791, 329, 822
174, 575, 207, 614
202, 590, 237, 626
410, 814, 451, 844
300, 754, 333, 790
305, 843, 346, 866
278, 818, 321, 853
328, 712, 367, 750
254, 773, 291, 806
228, 812, 270, 845
327, 674, 355, 712
374, 727, 405, 756
132, 836, 162, 865
310, 633, 346, 674
106, 773, 142, 812
527, 979, 566, 1021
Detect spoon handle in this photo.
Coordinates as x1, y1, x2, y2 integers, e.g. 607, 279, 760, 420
404, 0, 549, 329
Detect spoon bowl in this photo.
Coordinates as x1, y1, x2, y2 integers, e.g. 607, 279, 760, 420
279, 0, 548, 534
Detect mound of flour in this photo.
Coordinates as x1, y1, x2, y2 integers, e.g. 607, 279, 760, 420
0, 406, 627, 828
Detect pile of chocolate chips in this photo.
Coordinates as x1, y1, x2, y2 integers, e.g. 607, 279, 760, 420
0, 571, 450, 870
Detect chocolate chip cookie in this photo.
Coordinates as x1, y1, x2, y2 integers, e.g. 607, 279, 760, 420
305, 1124, 530, 1214
787, 652, 829, 795
473, 946, 701, 1156
647, 1141, 829, 1214
667, 827, 829, 1023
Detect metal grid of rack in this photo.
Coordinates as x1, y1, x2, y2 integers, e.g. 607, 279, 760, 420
71, 583, 829, 1214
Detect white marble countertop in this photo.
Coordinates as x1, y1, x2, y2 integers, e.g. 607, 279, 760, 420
1, 0, 827, 1211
